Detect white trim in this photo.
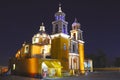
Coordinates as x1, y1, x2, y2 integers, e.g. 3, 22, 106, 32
70, 40, 78, 43
78, 40, 85, 43
51, 33, 70, 39
69, 53, 79, 56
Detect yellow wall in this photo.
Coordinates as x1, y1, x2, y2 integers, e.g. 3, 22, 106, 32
31, 44, 51, 56
78, 43, 85, 74
51, 36, 69, 71
17, 44, 51, 58
20, 45, 30, 58
11, 58, 62, 77
13, 58, 39, 75
31, 45, 43, 55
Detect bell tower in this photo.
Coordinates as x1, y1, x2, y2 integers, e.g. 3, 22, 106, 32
52, 4, 68, 34
70, 18, 85, 74
70, 18, 83, 41
51, 4, 70, 71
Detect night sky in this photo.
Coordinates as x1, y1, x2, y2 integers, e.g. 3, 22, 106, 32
0, 0, 120, 66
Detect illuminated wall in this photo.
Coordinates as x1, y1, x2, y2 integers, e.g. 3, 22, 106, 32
31, 44, 51, 57
78, 43, 85, 74
31, 45, 43, 55
18, 44, 31, 58
10, 58, 62, 77
11, 58, 39, 75
51, 33, 69, 71
15, 44, 51, 59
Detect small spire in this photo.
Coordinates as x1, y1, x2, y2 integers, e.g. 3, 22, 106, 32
74, 18, 78, 23
41, 22, 44, 26
59, 3, 62, 12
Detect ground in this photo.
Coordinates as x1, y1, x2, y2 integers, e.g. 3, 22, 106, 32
0, 71, 120, 80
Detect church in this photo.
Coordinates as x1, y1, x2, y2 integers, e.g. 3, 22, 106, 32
9, 4, 90, 78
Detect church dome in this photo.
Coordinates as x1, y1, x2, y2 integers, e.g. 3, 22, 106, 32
32, 23, 51, 44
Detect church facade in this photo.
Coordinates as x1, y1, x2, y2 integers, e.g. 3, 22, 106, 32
9, 5, 86, 77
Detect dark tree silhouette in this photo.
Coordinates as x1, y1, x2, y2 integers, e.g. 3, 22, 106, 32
85, 49, 107, 68
114, 57, 120, 67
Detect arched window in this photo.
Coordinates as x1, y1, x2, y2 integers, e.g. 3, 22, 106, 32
63, 25, 66, 33
25, 45, 29, 53
55, 24, 58, 33
73, 33, 76, 40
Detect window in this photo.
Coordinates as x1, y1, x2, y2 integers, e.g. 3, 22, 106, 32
80, 32, 83, 40
25, 45, 29, 53
63, 25, 66, 33
33, 37, 39, 44
55, 24, 58, 33
73, 33, 76, 40
73, 45, 75, 52
42, 49, 45, 54
63, 43, 66, 50
13, 64, 16, 70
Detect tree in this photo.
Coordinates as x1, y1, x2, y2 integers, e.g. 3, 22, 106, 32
114, 57, 120, 67
86, 49, 107, 68
96, 49, 107, 68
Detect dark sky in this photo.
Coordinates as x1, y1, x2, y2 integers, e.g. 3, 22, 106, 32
0, 0, 120, 66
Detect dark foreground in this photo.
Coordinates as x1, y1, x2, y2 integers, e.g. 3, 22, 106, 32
0, 71, 120, 80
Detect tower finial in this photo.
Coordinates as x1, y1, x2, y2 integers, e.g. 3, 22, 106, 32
42, 22, 44, 26
59, 3, 62, 12
40, 22, 45, 31
74, 18, 78, 22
